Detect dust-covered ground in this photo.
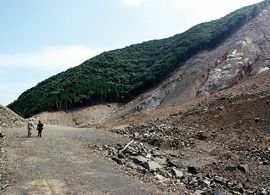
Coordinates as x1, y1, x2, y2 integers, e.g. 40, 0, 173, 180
1, 125, 165, 195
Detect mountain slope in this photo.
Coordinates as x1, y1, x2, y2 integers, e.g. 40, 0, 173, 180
111, 5, 270, 118
8, 0, 270, 118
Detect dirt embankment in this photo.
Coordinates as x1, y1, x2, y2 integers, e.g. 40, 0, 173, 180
33, 104, 119, 127
0, 105, 25, 129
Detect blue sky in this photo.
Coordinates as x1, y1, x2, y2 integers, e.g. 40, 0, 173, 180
0, 0, 262, 105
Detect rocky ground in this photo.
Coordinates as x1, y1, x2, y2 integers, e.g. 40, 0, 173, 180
95, 72, 270, 194
0, 105, 25, 191
0, 137, 12, 192
0, 105, 25, 129
1, 126, 164, 194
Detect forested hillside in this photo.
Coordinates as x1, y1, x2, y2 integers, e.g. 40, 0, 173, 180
9, 0, 270, 118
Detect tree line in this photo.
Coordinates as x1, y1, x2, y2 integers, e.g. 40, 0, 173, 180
8, 0, 270, 117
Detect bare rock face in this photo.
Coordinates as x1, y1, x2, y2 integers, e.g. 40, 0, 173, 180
0, 105, 25, 129
112, 8, 270, 118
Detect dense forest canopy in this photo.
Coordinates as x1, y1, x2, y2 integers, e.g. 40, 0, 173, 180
8, 0, 270, 117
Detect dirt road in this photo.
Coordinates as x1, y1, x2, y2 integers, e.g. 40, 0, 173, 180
2, 125, 161, 194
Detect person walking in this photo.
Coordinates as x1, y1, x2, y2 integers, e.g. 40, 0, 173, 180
37, 120, 44, 138
27, 119, 35, 137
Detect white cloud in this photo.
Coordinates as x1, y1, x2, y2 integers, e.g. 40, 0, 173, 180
123, 0, 147, 7
123, 0, 261, 8
0, 80, 40, 105
0, 45, 105, 71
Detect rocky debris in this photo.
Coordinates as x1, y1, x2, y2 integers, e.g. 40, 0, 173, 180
147, 161, 163, 172
172, 168, 183, 178
0, 131, 4, 138
187, 166, 198, 175
93, 137, 270, 194
0, 105, 25, 129
237, 164, 249, 173
0, 138, 13, 192
103, 66, 270, 193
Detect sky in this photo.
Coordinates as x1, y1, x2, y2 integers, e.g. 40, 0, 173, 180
0, 0, 262, 105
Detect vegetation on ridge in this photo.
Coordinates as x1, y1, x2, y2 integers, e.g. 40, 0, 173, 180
8, 0, 270, 118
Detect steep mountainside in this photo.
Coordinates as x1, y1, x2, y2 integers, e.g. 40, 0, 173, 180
0, 105, 25, 129
8, 0, 270, 118
111, 5, 270, 118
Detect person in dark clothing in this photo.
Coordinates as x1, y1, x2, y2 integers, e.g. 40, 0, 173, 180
37, 120, 44, 138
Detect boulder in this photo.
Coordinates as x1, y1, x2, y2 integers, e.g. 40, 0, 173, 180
172, 168, 184, 178
147, 161, 163, 172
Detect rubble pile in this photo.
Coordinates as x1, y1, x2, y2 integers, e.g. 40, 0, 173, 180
111, 121, 198, 150
93, 137, 270, 194
98, 91, 270, 193
0, 105, 25, 129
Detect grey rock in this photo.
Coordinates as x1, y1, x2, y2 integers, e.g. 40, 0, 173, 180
134, 132, 140, 139
201, 179, 211, 188
213, 188, 227, 195
147, 161, 163, 172
237, 164, 249, 173
111, 156, 125, 165
153, 157, 167, 166
167, 159, 179, 167
214, 176, 224, 184
261, 188, 268, 195
172, 168, 184, 178
117, 153, 125, 159
126, 161, 138, 169
154, 174, 167, 182
194, 190, 206, 195
131, 155, 149, 165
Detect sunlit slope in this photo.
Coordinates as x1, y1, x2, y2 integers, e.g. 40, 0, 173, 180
8, 0, 270, 117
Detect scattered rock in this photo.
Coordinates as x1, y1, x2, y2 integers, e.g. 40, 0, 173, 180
117, 153, 125, 159
254, 117, 261, 123
131, 155, 148, 165
172, 168, 184, 178
201, 179, 211, 188
195, 131, 208, 140
214, 176, 224, 184
187, 166, 198, 175
194, 190, 205, 195
147, 161, 163, 172
111, 156, 125, 165
152, 157, 167, 166
237, 164, 249, 173
154, 174, 167, 182
213, 188, 227, 195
